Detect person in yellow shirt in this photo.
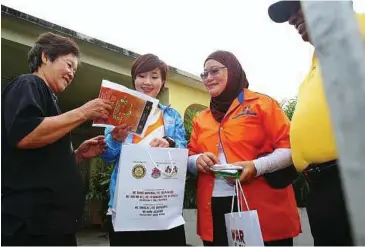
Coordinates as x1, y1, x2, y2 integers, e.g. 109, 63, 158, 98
268, 1, 365, 246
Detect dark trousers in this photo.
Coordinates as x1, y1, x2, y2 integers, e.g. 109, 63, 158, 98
202, 197, 293, 246
305, 161, 353, 246
107, 216, 186, 246
1, 225, 77, 246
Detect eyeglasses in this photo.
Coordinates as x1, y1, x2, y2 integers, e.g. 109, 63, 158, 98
200, 67, 227, 80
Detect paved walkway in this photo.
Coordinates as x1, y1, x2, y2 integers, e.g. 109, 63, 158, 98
77, 208, 313, 246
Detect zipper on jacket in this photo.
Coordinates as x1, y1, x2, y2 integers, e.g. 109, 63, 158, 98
218, 91, 245, 162
218, 103, 242, 165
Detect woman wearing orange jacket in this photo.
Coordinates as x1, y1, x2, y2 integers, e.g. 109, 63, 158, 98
187, 50, 301, 246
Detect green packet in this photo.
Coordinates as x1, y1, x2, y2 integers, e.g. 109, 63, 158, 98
215, 170, 241, 178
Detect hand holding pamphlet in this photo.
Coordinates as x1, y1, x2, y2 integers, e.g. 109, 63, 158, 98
92, 80, 159, 137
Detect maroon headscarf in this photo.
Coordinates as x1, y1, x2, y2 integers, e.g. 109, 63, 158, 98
205, 50, 249, 122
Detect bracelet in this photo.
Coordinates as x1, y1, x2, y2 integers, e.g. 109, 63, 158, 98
163, 136, 176, 148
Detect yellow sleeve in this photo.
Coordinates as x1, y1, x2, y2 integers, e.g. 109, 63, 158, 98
356, 13, 365, 38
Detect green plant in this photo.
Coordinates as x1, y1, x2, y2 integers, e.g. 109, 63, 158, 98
183, 108, 205, 209
281, 97, 298, 121
184, 108, 201, 140
86, 157, 113, 228
184, 173, 198, 209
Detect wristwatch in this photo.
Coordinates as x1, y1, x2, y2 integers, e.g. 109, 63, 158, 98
163, 136, 176, 148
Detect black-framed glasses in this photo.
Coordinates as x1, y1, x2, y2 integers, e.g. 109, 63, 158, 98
200, 67, 227, 80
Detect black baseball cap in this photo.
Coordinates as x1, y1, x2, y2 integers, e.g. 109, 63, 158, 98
269, 1, 354, 23
268, 1, 301, 23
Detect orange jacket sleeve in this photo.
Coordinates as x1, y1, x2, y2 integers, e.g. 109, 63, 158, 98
187, 115, 201, 156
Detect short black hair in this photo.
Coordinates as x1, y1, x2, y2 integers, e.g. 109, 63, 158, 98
27, 32, 80, 73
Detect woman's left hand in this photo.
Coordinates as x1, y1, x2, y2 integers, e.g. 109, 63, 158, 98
233, 160, 257, 184
149, 138, 170, 148
75, 135, 106, 162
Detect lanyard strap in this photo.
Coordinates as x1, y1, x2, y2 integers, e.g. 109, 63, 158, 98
146, 148, 175, 177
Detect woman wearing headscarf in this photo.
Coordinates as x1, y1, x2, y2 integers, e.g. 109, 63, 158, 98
188, 50, 301, 246
100, 53, 187, 246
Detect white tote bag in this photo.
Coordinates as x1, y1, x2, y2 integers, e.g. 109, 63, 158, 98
112, 144, 188, 232
225, 179, 264, 246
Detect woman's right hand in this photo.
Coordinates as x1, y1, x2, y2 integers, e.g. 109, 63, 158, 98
79, 98, 113, 120
196, 152, 219, 173
111, 124, 130, 142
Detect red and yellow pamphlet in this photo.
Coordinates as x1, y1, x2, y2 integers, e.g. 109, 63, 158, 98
93, 80, 159, 136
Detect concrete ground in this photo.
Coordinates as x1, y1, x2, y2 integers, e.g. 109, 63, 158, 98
294, 208, 314, 246
77, 230, 109, 246
77, 208, 313, 246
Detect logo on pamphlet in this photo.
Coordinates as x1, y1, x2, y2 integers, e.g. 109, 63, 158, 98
151, 167, 161, 179
132, 164, 146, 179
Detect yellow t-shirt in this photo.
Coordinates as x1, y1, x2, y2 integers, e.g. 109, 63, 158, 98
291, 13, 365, 172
